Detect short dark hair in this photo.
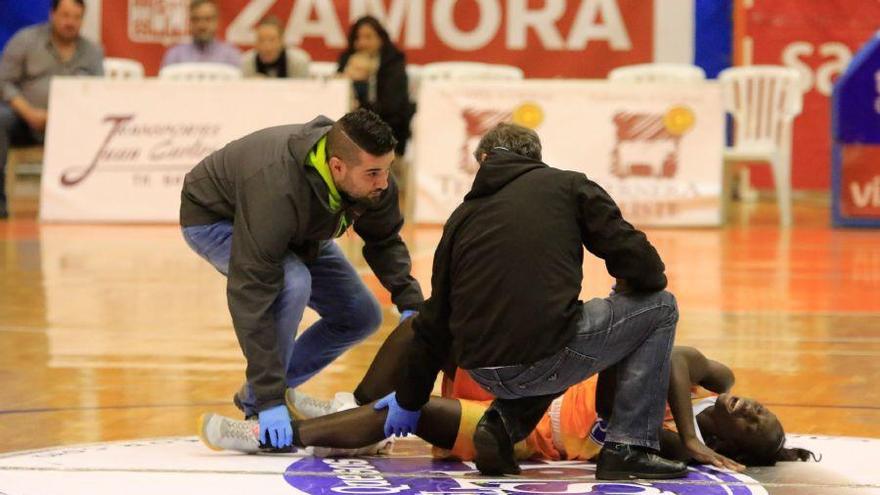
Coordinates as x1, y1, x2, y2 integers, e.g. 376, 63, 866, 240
475, 123, 542, 162
713, 425, 820, 467
327, 109, 397, 164
52, 0, 85, 11
257, 15, 283, 34
190, 0, 217, 12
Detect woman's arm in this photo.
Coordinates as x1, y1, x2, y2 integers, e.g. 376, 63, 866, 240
667, 346, 744, 471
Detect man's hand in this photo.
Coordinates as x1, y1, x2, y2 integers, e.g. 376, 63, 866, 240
399, 310, 417, 323
22, 108, 47, 132
373, 392, 421, 437
684, 437, 745, 472
258, 404, 293, 449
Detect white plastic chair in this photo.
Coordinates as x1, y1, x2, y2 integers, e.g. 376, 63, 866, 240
719, 65, 803, 227
608, 63, 706, 83
307, 61, 340, 81
103, 57, 145, 79
158, 62, 242, 81
420, 62, 524, 82
480, 64, 525, 80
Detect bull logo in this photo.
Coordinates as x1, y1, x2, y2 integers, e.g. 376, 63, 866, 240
611, 106, 695, 179
460, 102, 544, 175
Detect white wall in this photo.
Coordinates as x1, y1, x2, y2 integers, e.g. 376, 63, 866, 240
654, 0, 694, 63
83, 0, 101, 43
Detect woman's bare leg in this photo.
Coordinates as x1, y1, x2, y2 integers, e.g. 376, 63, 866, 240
296, 396, 462, 450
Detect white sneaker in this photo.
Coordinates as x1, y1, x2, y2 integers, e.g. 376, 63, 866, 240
286, 389, 334, 419
310, 437, 395, 458
198, 412, 260, 453
330, 391, 358, 412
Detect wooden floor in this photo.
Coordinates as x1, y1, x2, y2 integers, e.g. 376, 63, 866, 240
1, 197, 879, 455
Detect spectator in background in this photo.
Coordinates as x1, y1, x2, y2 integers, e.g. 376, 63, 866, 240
240, 17, 310, 79
161, 0, 240, 68
337, 16, 413, 157
0, 0, 103, 219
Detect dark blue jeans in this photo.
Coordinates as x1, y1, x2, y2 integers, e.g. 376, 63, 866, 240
182, 221, 382, 416
0, 102, 43, 208
468, 291, 678, 450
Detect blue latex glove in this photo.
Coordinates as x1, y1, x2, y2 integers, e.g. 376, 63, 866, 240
400, 310, 417, 323
258, 404, 293, 448
373, 392, 421, 437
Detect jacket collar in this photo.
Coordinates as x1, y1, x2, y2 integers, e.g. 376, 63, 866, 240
465, 149, 547, 200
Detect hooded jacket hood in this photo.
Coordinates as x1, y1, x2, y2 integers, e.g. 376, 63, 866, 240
465, 149, 547, 200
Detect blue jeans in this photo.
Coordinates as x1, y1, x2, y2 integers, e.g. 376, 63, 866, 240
468, 291, 678, 450
0, 102, 43, 208
182, 221, 383, 416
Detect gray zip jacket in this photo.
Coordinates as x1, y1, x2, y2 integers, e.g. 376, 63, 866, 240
180, 116, 423, 411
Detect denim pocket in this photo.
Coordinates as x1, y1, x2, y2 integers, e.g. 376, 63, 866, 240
511, 348, 596, 396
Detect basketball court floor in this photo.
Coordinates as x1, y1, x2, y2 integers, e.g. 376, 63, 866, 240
1, 198, 879, 494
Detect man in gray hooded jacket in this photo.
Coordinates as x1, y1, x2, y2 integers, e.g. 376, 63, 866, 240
180, 109, 423, 449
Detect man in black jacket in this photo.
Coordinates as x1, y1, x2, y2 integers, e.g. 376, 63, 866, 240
381, 123, 686, 480
180, 109, 423, 450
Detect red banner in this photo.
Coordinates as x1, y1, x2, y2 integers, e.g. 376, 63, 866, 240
840, 146, 880, 218
103, 0, 655, 78
736, 0, 880, 190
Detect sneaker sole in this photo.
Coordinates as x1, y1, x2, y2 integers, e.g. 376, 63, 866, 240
197, 413, 223, 452
595, 468, 689, 480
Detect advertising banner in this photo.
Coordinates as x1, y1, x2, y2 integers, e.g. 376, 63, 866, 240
736, 0, 880, 190
102, 0, 695, 77
413, 80, 723, 226
40, 77, 349, 222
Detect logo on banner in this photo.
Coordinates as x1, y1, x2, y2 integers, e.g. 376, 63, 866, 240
128, 0, 190, 45
610, 106, 695, 179
460, 103, 544, 174
283, 457, 766, 495
60, 114, 220, 187
840, 146, 880, 218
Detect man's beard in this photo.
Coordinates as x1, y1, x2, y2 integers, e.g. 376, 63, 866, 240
52, 27, 78, 44
193, 34, 213, 48
340, 188, 383, 208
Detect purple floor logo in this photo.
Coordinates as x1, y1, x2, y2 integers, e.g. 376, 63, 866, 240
283, 457, 767, 495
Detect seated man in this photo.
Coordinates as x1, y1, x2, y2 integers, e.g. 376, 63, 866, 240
198, 320, 818, 470
0, 0, 103, 218
161, 0, 240, 68
240, 16, 310, 79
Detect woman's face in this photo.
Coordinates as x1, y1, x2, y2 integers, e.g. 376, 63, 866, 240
256, 24, 284, 63
354, 24, 382, 55
711, 393, 783, 458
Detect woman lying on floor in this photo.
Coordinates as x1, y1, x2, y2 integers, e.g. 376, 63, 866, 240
199, 320, 818, 469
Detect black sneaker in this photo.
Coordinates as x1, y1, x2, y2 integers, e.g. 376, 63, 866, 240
0, 203, 8, 220
473, 410, 521, 476
595, 442, 688, 480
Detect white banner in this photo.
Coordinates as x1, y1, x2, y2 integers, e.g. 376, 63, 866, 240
40, 78, 350, 222
412, 80, 724, 226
